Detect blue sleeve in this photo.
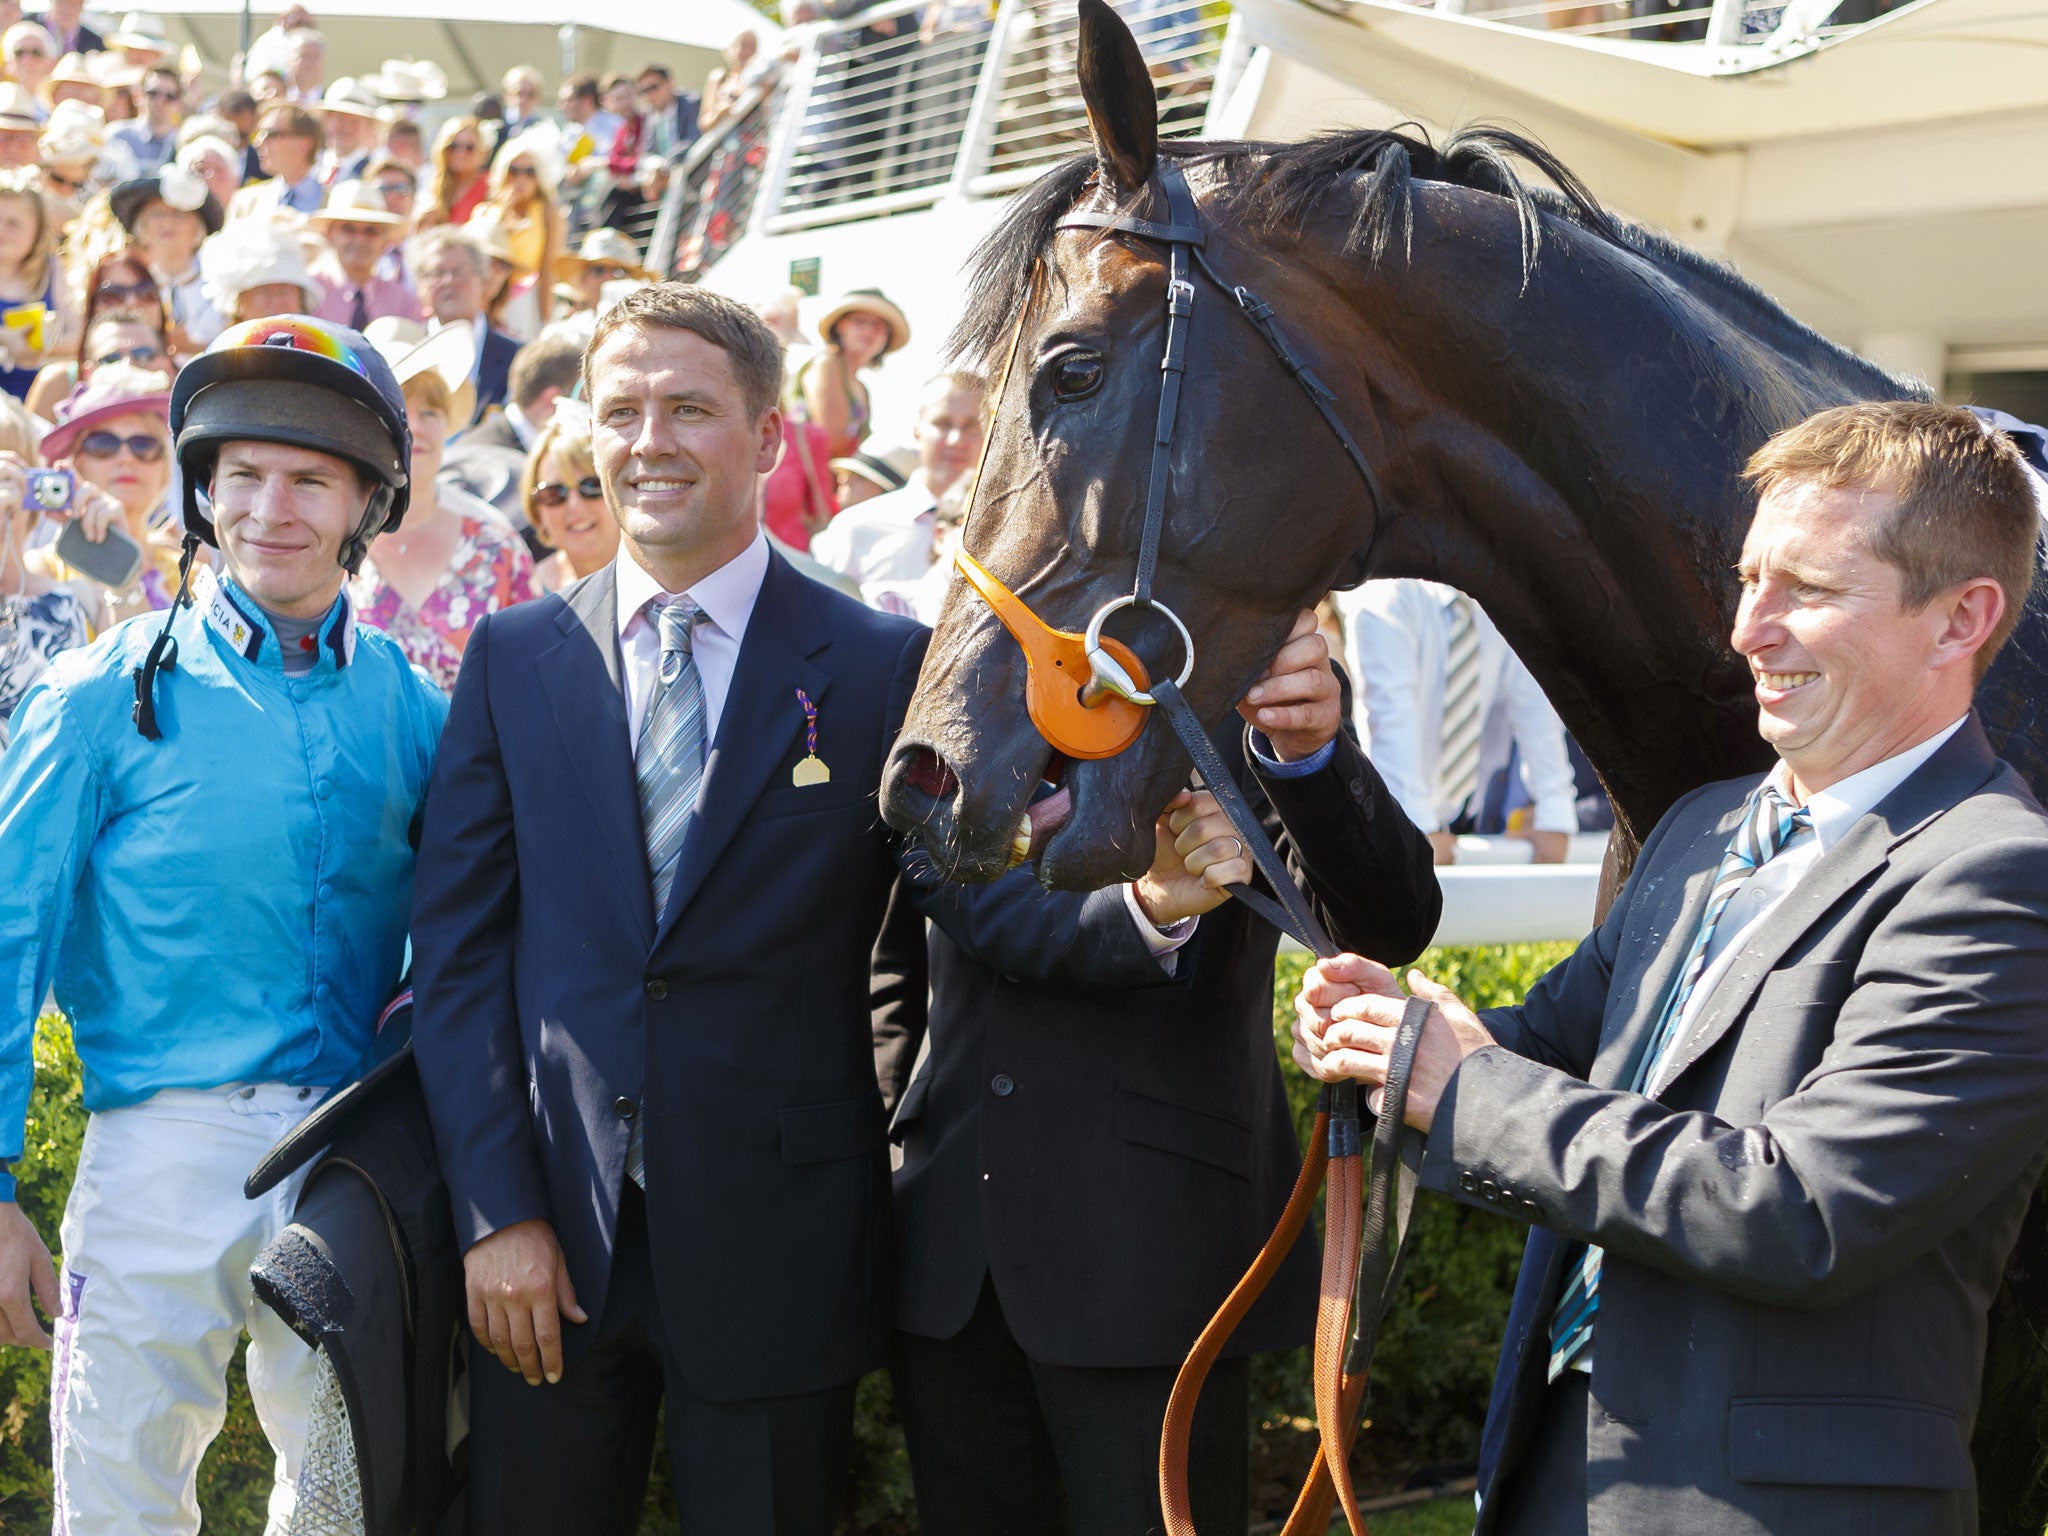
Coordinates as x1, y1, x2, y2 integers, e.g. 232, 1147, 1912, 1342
0, 680, 109, 1201
1247, 729, 1335, 778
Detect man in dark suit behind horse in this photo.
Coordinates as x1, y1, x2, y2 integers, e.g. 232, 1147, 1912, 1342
889, 611, 1442, 1536
408, 286, 1252, 1535
1295, 401, 2048, 1536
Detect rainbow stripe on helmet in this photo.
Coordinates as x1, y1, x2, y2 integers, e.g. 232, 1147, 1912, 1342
206, 316, 376, 381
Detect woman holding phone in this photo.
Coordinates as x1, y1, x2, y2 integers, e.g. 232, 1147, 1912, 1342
0, 394, 95, 743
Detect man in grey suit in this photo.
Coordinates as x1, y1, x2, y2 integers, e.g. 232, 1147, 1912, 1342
1294, 400, 2048, 1536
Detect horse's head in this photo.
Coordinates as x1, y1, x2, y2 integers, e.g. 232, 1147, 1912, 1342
882, 0, 1379, 889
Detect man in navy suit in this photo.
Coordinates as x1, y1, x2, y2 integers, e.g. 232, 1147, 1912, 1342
408, 286, 1254, 1535
411, 225, 520, 424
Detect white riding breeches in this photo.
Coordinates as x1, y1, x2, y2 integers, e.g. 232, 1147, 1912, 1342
50, 1082, 322, 1536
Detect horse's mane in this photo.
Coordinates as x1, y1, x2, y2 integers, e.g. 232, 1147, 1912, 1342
950, 124, 1917, 400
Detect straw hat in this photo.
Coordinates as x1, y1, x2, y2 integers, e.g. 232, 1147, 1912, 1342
0, 84, 42, 134
363, 315, 476, 429
88, 53, 145, 91
552, 226, 651, 285
829, 441, 918, 495
317, 76, 380, 121
464, 205, 516, 267
39, 99, 105, 165
42, 360, 174, 461
108, 11, 174, 54
111, 164, 223, 236
308, 178, 406, 228
198, 217, 323, 316
815, 287, 910, 354
40, 51, 100, 106
362, 59, 447, 105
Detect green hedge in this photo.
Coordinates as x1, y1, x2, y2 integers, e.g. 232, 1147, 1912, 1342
0, 943, 1571, 1533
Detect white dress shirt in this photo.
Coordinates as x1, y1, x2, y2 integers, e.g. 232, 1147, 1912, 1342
810, 475, 939, 586
1337, 580, 1578, 836
614, 533, 770, 744
1645, 714, 1967, 1094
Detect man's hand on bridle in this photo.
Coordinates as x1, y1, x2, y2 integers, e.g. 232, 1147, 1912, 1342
463, 1217, 588, 1386
0, 1200, 57, 1350
1237, 608, 1342, 762
1293, 955, 1495, 1132
1133, 788, 1250, 927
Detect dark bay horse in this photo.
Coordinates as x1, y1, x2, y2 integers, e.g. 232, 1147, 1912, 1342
879, 0, 2048, 1524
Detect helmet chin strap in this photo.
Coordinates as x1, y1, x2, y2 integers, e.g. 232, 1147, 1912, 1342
336, 484, 396, 577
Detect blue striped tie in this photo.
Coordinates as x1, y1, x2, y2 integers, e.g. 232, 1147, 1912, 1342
1546, 782, 1810, 1379
626, 596, 706, 1190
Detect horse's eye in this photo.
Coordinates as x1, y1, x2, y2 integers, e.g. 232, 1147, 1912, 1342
1050, 353, 1104, 402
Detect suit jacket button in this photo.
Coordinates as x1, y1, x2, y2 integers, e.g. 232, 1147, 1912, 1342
614, 1097, 637, 1119
644, 978, 669, 1000
1458, 1171, 1478, 1193
990, 1073, 1016, 1097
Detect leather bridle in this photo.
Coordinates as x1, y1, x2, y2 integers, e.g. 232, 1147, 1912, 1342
952, 156, 1428, 1536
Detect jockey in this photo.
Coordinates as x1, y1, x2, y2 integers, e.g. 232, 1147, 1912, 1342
0, 316, 447, 1534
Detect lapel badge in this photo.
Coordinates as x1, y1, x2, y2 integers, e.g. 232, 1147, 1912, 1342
793, 687, 830, 786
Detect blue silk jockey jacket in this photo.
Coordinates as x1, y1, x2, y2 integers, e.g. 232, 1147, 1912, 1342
0, 566, 446, 1199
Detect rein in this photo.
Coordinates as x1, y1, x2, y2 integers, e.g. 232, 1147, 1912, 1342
951, 157, 1428, 1535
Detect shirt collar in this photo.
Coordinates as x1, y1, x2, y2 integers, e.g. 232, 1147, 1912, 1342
1766, 714, 1967, 851
504, 401, 538, 449
199, 565, 356, 672
614, 532, 770, 649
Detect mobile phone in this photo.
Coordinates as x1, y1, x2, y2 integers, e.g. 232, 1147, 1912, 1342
54, 514, 145, 591
25, 468, 72, 513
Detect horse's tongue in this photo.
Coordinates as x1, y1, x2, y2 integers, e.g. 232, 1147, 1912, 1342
1010, 787, 1073, 867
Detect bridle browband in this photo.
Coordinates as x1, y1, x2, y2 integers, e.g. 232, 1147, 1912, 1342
953, 155, 1426, 1536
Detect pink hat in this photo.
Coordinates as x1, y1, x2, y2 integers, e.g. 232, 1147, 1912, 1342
42, 361, 174, 461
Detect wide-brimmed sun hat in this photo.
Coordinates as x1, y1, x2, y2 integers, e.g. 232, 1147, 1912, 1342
0, 84, 42, 134
317, 76, 380, 121
39, 99, 105, 165
829, 441, 918, 494
363, 315, 477, 430
309, 178, 407, 228
198, 217, 323, 315
552, 226, 651, 285
109, 11, 174, 54
815, 287, 910, 354
363, 58, 447, 105
43, 359, 174, 461
111, 164, 225, 236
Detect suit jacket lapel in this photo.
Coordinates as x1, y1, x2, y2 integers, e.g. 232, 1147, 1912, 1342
653, 553, 832, 945
539, 565, 656, 946
1655, 716, 2001, 1096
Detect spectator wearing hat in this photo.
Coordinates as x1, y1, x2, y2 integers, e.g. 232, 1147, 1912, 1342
4, 21, 60, 113
176, 130, 242, 210
830, 439, 916, 508
351, 316, 537, 692
197, 216, 321, 328
0, 403, 101, 738
36, 0, 101, 57
107, 10, 173, 68
0, 83, 42, 169
30, 362, 183, 625
228, 102, 323, 217
309, 176, 413, 330
314, 76, 379, 187
37, 96, 102, 207
0, 165, 63, 396
40, 50, 97, 114
551, 225, 648, 316
812, 369, 984, 588
106, 63, 183, 175
411, 223, 519, 422
363, 56, 448, 113
112, 164, 225, 348
796, 286, 908, 460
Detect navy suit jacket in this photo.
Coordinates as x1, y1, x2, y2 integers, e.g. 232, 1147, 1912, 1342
474, 326, 519, 423
410, 552, 1166, 1402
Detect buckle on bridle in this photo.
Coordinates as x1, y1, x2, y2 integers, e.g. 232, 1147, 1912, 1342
1167, 277, 1196, 318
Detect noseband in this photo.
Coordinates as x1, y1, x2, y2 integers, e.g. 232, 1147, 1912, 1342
951, 156, 1425, 1536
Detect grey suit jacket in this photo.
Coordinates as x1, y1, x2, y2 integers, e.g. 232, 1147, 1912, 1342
1424, 715, 2048, 1536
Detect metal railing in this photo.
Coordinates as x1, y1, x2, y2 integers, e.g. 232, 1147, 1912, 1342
649, 82, 785, 282
1432, 0, 1910, 49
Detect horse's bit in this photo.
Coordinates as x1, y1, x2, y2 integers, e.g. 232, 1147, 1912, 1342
953, 157, 1429, 1536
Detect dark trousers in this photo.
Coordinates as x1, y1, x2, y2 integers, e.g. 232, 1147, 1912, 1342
892, 1277, 1250, 1536
465, 1183, 856, 1536
1493, 1371, 1590, 1536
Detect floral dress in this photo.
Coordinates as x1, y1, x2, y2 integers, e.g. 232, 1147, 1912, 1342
0, 587, 92, 742
350, 511, 538, 693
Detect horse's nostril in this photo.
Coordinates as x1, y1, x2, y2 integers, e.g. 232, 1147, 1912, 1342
905, 747, 959, 799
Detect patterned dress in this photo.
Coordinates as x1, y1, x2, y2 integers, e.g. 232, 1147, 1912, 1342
0, 587, 92, 739
350, 510, 538, 693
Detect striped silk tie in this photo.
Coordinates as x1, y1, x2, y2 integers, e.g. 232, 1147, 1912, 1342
1546, 782, 1810, 1380
1439, 595, 1484, 820
626, 596, 706, 1190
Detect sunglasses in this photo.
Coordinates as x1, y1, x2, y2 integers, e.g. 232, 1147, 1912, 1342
447, 141, 480, 154
532, 476, 602, 508
44, 169, 83, 192
94, 278, 157, 303
587, 263, 629, 281
370, 180, 414, 198
507, 164, 536, 178
90, 344, 163, 369
77, 430, 168, 461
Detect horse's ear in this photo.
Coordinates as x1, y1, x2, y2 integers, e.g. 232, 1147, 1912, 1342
1076, 0, 1158, 195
